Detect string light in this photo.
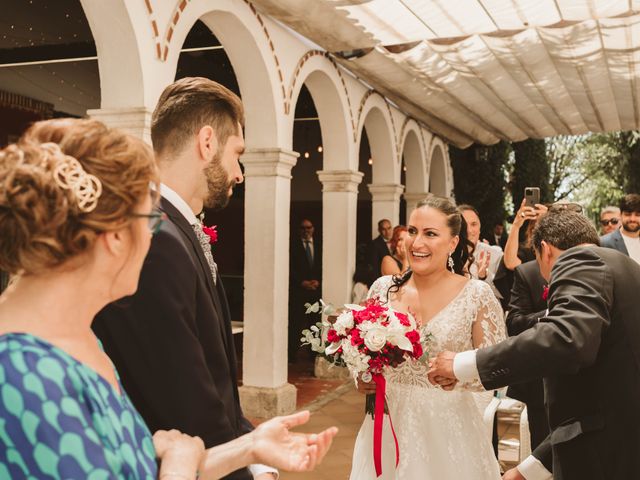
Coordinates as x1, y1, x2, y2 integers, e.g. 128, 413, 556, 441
304, 152, 310, 159
368, 158, 373, 165
317, 146, 323, 153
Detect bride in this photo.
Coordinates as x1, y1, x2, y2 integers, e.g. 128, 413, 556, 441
350, 194, 506, 479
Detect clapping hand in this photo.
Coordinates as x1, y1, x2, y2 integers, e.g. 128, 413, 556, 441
476, 250, 491, 280
251, 411, 338, 472
427, 351, 458, 390
153, 429, 205, 479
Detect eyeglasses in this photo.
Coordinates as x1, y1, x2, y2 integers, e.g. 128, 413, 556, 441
600, 218, 620, 227
131, 210, 167, 234
549, 203, 583, 213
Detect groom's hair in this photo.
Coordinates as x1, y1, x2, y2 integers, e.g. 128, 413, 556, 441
151, 77, 244, 157
532, 211, 600, 252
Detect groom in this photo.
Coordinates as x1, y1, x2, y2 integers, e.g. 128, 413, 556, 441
94, 78, 276, 479
428, 210, 640, 480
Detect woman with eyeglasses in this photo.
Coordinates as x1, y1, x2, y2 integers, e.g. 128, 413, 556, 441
0, 119, 336, 479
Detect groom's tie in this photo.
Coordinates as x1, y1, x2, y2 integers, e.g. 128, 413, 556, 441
192, 222, 218, 285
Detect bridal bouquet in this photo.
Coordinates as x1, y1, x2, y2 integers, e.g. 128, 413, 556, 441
301, 296, 425, 477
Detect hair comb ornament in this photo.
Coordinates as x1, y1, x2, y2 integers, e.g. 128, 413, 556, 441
52, 154, 102, 213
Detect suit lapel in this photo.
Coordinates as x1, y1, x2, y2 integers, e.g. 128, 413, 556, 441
614, 230, 630, 255
159, 198, 230, 352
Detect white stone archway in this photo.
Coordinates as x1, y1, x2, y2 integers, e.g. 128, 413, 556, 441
357, 92, 403, 235
399, 121, 429, 222
82, 0, 159, 141
287, 53, 361, 308
165, 0, 284, 149
429, 142, 449, 197
158, 0, 297, 417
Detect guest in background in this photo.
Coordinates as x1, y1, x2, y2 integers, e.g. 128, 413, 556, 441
601, 194, 640, 265
367, 218, 392, 280
488, 221, 508, 249
381, 225, 409, 276
494, 200, 547, 308
459, 205, 503, 301
505, 260, 551, 451
599, 206, 621, 235
289, 218, 322, 363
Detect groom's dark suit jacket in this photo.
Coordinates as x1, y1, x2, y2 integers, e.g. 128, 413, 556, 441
505, 260, 549, 450
93, 197, 253, 480
477, 246, 640, 480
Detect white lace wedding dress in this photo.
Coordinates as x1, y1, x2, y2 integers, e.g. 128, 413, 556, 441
349, 276, 506, 479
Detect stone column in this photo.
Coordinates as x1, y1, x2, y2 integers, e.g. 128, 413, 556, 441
368, 183, 405, 236
87, 107, 153, 144
403, 192, 429, 224
239, 148, 298, 418
317, 170, 364, 307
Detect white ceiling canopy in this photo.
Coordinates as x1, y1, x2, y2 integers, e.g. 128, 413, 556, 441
253, 0, 640, 147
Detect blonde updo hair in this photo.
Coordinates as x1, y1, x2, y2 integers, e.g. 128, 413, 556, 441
0, 118, 159, 275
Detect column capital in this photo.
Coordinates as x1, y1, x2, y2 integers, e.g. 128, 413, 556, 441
87, 107, 152, 143
241, 148, 298, 178
403, 192, 429, 203
368, 183, 405, 200
317, 170, 364, 193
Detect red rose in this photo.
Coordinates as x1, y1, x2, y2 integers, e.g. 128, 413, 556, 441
542, 285, 549, 301
327, 329, 340, 343
350, 329, 364, 346
405, 330, 420, 344
395, 312, 411, 326
412, 343, 423, 358
202, 225, 218, 244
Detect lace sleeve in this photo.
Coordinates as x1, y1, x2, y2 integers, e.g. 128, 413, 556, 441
460, 282, 507, 392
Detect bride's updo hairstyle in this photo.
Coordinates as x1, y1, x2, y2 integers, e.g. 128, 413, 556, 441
388, 194, 472, 295
0, 119, 158, 275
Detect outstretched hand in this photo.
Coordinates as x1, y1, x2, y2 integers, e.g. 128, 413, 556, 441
251, 411, 338, 472
427, 351, 458, 390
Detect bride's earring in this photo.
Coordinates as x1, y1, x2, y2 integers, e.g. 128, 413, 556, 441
447, 253, 455, 272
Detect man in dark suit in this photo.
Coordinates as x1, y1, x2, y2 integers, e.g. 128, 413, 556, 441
488, 221, 508, 249
600, 193, 640, 265
429, 210, 640, 480
506, 260, 550, 451
367, 218, 392, 281
94, 78, 276, 479
288, 219, 322, 362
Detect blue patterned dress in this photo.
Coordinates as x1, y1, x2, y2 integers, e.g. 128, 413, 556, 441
0, 333, 158, 479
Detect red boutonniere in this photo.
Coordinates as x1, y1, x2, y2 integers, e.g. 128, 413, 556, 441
542, 285, 549, 301
202, 225, 218, 244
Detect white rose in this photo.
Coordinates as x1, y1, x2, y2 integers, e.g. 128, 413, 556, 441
334, 311, 354, 335
364, 327, 387, 352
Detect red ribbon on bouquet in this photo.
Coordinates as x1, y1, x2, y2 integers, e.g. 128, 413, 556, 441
372, 373, 399, 477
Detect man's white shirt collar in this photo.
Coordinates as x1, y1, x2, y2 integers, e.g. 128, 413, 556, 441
160, 183, 199, 226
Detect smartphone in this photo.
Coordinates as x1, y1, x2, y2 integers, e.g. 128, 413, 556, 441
524, 187, 540, 207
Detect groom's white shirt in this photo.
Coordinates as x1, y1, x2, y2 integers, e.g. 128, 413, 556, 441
454, 352, 553, 480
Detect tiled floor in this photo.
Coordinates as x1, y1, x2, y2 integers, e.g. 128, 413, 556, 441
279, 382, 524, 479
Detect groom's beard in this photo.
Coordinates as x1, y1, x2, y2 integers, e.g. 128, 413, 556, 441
204, 157, 235, 211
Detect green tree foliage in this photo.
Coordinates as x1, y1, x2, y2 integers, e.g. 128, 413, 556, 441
545, 132, 640, 220
511, 139, 552, 209
450, 141, 510, 238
